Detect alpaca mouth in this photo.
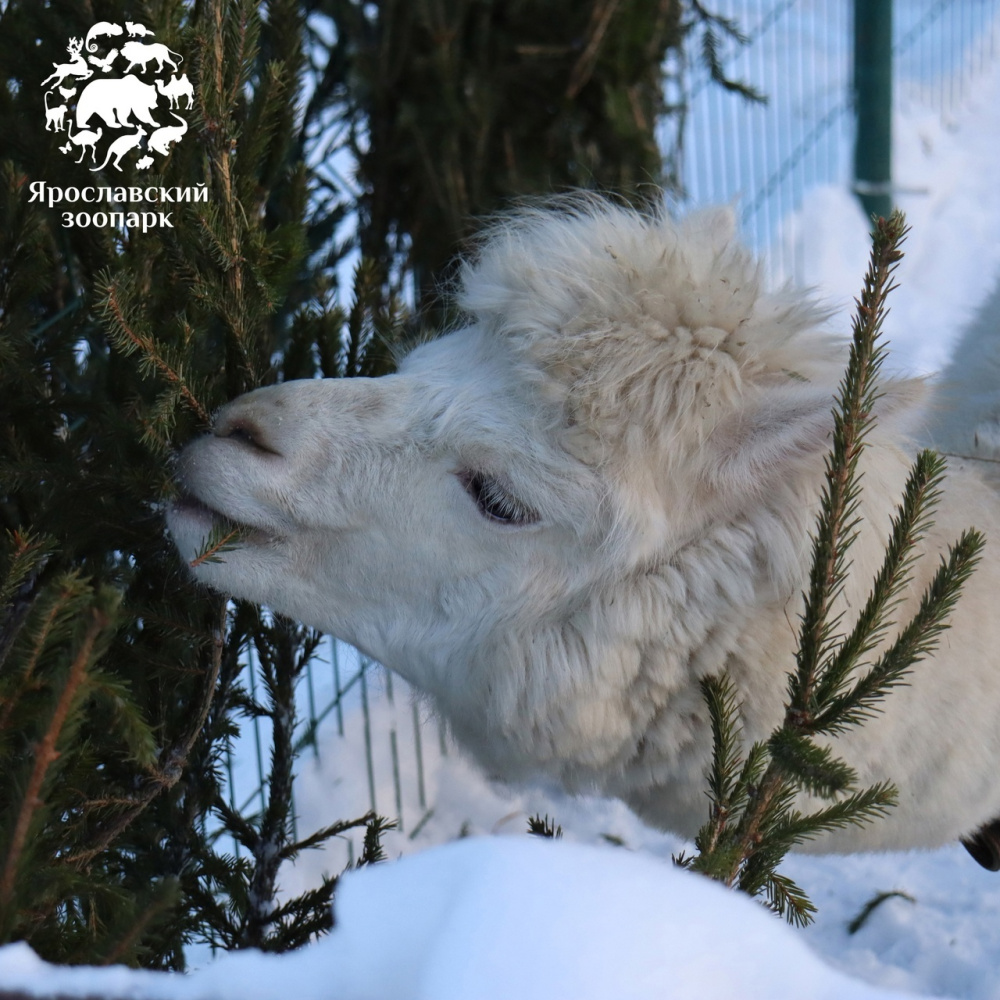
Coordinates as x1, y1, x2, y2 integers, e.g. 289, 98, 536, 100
170, 492, 281, 550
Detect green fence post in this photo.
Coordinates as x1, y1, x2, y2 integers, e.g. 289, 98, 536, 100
854, 0, 894, 221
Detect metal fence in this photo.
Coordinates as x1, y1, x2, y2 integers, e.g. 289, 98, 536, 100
225, 0, 1000, 864
676, 0, 1000, 280
223, 637, 449, 864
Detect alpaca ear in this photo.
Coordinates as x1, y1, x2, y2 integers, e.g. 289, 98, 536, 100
707, 384, 835, 496
708, 377, 925, 497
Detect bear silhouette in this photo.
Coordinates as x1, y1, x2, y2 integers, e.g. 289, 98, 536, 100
76, 75, 160, 129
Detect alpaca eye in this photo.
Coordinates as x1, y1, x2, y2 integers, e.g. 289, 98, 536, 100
460, 471, 537, 526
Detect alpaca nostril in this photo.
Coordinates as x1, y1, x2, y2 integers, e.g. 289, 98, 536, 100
214, 415, 280, 455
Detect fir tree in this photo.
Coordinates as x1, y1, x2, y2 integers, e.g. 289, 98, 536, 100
0, 0, 387, 965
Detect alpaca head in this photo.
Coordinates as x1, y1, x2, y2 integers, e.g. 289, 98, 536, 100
167, 199, 916, 786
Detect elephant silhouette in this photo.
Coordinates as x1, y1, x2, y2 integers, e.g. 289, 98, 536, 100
76, 75, 160, 130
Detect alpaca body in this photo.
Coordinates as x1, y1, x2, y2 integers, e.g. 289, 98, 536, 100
169, 200, 1000, 853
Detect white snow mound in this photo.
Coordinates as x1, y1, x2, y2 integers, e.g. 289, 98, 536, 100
0, 836, 941, 1000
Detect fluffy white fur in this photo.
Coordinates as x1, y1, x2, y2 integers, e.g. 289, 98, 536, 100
930, 274, 1000, 470
168, 198, 1000, 853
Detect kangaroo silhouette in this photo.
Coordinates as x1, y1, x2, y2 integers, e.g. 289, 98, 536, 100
90, 125, 146, 172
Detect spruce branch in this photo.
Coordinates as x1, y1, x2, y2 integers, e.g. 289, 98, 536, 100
0, 569, 73, 732
766, 729, 857, 798
199, 0, 265, 393
685, 212, 983, 924
527, 814, 564, 839
761, 871, 816, 926
95, 879, 181, 967
0, 603, 109, 913
0, 529, 55, 609
99, 275, 211, 425
688, 1, 768, 103
791, 212, 906, 719
695, 673, 746, 855
278, 813, 377, 862
813, 448, 947, 710
812, 527, 984, 734
189, 522, 252, 569
356, 815, 396, 867
64, 598, 227, 869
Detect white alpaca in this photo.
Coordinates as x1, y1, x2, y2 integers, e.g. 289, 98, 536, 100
168, 199, 1000, 858
928, 273, 1000, 469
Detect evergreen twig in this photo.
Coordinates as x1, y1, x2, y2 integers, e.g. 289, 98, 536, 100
680, 212, 985, 925
527, 814, 564, 839
189, 524, 252, 569
65, 598, 227, 869
0, 604, 108, 913
100, 278, 211, 425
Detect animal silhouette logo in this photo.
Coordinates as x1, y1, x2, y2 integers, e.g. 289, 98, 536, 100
43, 20, 190, 175
41, 36, 92, 89
87, 48, 119, 73
77, 76, 160, 129
43, 90, 68, 132
85, 21, 123, 53
155, 73, 193, 110
62, 122, 103, 164
120, 41, 183, 74
147, 113, 188, 156
91, 125, 147, 173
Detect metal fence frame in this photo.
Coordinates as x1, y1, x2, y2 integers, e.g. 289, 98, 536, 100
676, 0, 1000, 280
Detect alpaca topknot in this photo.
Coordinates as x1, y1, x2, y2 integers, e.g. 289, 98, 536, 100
458, 194, 838, 367
455, 194, 844, 464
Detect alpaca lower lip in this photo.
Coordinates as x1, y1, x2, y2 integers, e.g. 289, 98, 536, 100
170, 493, 279, 546
171, 493, 217, 522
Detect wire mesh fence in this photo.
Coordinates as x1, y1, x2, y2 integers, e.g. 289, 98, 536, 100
676, 0, 1000, 280
223, 633, 451, 865
224, 0, 1000, 860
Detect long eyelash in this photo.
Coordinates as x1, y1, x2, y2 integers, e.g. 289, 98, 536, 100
461, 472, 537, 526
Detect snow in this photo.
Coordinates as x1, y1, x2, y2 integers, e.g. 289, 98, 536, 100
10, 11, 1000, 1000
0, 838, 923, 1000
